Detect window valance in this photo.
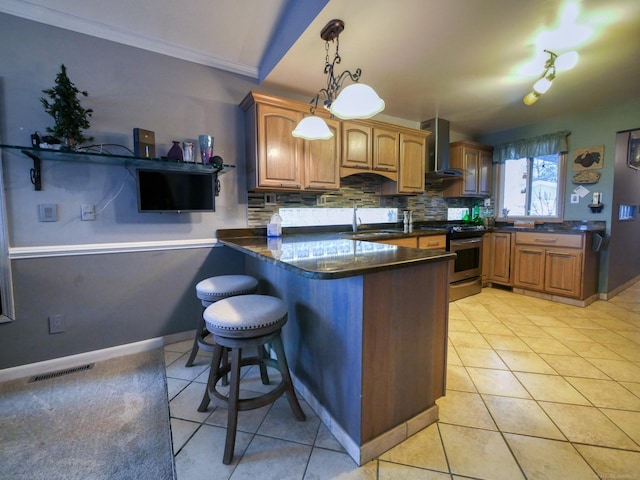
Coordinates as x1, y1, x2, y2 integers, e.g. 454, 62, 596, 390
493, 130, 571, 164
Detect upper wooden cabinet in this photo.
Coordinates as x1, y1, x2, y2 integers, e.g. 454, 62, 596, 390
241, 92, 339, 192
241, 91, 426, 194
443, 140, 493, 198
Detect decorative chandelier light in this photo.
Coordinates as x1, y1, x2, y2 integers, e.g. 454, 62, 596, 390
292, 19, 385, 140
523, 49, 578, 106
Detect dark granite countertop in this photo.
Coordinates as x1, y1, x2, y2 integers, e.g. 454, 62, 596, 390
217, 228, 454, 280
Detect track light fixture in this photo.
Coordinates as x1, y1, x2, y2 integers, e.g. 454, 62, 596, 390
523, 49, 578, 106
292, 19, 385, 140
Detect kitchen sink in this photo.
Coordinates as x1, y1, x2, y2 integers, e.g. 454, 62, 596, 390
342, 229, 402, 238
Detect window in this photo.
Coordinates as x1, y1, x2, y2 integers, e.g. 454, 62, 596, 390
496, 152, 566, 221
493, 130, 570, 222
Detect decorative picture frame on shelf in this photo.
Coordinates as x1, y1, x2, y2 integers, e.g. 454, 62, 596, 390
572, 145, 604, 170
628, 129, 640, 170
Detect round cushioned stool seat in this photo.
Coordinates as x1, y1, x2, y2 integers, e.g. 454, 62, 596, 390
204, 294, 287, 339
196, 275, 259, 306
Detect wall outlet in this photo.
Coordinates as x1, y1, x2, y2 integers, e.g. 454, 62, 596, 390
38, 203, 57, 222
484, 197, 491, 207
316, 195, 326, 206
81, 204, 96, 221
49, 314, 65, 334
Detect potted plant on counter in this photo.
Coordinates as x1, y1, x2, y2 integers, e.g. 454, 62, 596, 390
40, 64, 93, 149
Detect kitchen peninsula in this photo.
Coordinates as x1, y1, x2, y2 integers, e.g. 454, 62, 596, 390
216, 228, 455, 465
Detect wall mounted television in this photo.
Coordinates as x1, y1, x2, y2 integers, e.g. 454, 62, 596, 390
136, 169, 215, 213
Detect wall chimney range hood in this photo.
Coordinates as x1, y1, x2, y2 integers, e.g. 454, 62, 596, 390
421, 118, 463, 181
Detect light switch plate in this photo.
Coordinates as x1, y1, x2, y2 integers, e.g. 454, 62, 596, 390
38, 203, 57, 222
81, 204, 96, 221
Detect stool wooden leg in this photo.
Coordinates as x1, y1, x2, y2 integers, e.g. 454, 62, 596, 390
198, 344, 224, 412
186, 308, 207, 367
223, 347, 242, 465
257, 346, 271, 385
272, 336, 306, 421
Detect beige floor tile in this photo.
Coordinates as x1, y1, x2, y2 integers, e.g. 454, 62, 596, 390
563, 317, 607, 329
170, 418, 200, 454
605, 341, 640, 362
448, 331, 491, 349
314, 423, 346, 452
538, 354, 609, 379
305, 447, 373, 479
448, 319, 478, 333
465, 367, 530, 398
601, 409, 640, 445
256, 396, 320, 445
455, 347, 508, 369
447, 347, 463, 367
436, 391, 496, 430
496, 351, 556, 374
579, 329, 631, 344
379, 423, 449, 472
565, 377, 640, 410
445, 365, 477, 393
620, 381, 640, 397
506, 324, 552, 338
469, 321, 513, 335
493, 313, 534, 326
525, 314, 569, 328
504, 434, 599, 480
169, 381, 213, 423
438, 424, 525, 480
230, 435, 312, 479
514, 372, 590, 405
541, 326, 594, 342
540, 402, 639, 450
520, 336, 576, 355
482, 334, 532, 352
561, 340, 624, 360
378, 462, 452, 479
575, 445, 640, 480
586, 357, 640, 382
482, 395, 565, 440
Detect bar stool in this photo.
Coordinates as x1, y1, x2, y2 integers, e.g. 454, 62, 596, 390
184, 275, 259, 367
197, 294, 306, 464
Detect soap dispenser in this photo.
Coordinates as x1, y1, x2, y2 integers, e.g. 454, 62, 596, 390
267, 212, 282, 237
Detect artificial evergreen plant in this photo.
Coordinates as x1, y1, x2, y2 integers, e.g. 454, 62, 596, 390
40, 64, 93, 148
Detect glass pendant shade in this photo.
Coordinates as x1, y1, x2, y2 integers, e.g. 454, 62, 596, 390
533, 77, 553, 94
292, 115, 334, 140
555, 51, 579, 71
329, 83, 385, 120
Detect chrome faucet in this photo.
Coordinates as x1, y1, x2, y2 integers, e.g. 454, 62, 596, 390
352, 201, 361, 232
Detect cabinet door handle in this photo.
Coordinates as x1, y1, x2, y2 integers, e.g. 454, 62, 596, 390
535, 238, 557, 243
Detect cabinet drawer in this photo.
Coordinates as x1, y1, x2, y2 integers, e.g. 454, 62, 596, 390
376, 237, 418, 248
418, 235, 447, 249
515, 232, 583, 249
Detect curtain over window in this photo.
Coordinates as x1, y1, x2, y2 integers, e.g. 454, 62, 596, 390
493, 130, 571, 164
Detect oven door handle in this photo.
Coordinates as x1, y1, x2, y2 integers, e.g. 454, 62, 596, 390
450, 238, 482, 245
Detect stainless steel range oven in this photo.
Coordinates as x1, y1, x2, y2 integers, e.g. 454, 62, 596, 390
447, 226, 486, 301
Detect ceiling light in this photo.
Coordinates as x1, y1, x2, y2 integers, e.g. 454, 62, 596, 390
292, 19, 385, 140
292, 115, 333, 140
523, 49, 575, 106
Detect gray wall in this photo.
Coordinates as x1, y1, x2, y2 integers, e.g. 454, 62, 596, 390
0, 14, 258, 368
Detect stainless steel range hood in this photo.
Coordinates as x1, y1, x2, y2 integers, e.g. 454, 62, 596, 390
420, 118, 463, 180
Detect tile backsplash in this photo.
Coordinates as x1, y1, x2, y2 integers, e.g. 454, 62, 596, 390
247, 174, 492, 226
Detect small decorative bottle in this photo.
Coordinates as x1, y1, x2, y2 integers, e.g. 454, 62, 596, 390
167, 141, 183, 161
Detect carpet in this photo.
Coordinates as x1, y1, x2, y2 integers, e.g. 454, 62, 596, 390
0, 348, 175, 480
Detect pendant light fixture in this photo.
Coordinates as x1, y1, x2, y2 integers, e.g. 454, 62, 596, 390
292, 19, 385, 140
523, 49, 578, 106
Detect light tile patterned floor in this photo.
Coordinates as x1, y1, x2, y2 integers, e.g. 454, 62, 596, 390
165, 282, 640, 479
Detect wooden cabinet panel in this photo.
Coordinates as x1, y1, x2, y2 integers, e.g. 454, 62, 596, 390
489, 232, 512, 284
443, 141, 493, 198
305, 117, 340, 190
545, 250, 582, 297
398, 133, 426, 194
342, 122, 372, 170
372, 128, 399, 172
513, 246, 545, 290
418, 235, 446, 249
376, 237, 418, 248
515, 232, 583, 249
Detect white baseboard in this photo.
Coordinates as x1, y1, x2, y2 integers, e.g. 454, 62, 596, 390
0, 338, 163, 383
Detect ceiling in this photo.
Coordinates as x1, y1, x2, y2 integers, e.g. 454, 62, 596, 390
3, 0, 640, 136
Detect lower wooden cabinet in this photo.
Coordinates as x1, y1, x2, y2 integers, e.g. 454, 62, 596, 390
418, 235, 446, 249
376, 237, 417, 248
488, 232, 513, 285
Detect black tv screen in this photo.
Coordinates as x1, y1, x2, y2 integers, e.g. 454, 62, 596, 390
136, 169, 215, 213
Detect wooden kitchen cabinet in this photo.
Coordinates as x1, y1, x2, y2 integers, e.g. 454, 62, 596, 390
376, 237, 418, 248
443, 140, 493, 198
418, 235, 446, 249
241, 91, 339, 192
513, 231, 589, 300
488, 232, 513, 285
380, 131, 428, 195
341, 121, 399, 181
373, 127, 399, 173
